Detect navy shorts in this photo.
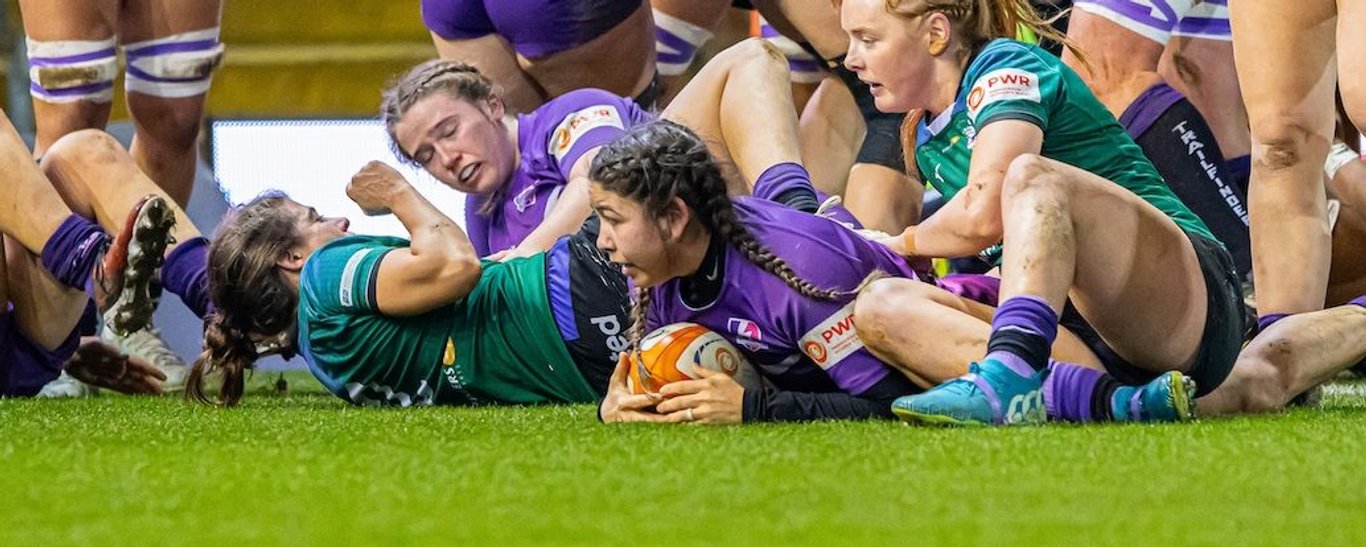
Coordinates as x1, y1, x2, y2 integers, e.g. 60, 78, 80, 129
1060, 231, 1244, 395
0, 312, 79, 397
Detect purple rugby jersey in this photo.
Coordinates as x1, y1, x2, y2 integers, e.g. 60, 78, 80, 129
466, 89, 652, 256
647, 198, 923, 396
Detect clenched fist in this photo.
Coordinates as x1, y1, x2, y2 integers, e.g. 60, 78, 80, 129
347, 161, 411, 216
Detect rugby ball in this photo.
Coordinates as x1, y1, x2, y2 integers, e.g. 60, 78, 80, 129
626, 322, 761, 394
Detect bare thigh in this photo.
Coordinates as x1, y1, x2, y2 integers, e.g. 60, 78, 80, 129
1001, 156, 1208, 370
4, 236, 85, 351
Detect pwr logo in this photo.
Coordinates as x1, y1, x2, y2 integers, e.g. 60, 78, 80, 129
549, 105, 624, 161
967, 67, 1041, 120
799, 303, 865, 370
803, 341, 828, 365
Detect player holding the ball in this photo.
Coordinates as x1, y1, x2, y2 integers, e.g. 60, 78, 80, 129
591, 119, 936, 424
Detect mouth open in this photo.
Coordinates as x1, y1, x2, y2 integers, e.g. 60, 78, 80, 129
458, 162, 480, 184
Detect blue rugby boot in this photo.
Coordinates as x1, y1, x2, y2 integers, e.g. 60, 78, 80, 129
1110, 371, 1197, 423
891, 358, 1047, 427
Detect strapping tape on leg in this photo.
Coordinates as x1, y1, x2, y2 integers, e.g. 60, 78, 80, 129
123, 28, 225, 98
27, 37, 118, 103
654, 9, 714, 76
759, 18, 824, 84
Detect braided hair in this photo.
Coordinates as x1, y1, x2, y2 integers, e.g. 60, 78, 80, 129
185, 192, 302, 406
590, 120, 842, 353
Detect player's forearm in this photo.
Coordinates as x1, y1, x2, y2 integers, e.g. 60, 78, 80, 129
388, 186, 478, 268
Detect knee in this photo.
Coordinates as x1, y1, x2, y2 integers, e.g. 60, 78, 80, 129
1250, 116, 1328, 173
129, 103, 205, 150
41, 129, 124, 175
1001, 154, 1068, 203
717, 38, 787, 74
853, 278, 935, 348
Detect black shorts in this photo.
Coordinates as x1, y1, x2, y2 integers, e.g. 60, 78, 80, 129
545, 220, 631, 395
1059, 231, 1244, 395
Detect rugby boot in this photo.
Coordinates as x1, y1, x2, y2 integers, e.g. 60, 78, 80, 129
95, 195, 176, 336
892, 357, 1047, 426
1110, 371, 1197, 423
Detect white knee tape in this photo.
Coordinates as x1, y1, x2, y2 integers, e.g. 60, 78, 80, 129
26, 37, 119, 103
1324, 141, 1360, 181
762, 29, 824, 84
654, 9, 714, 76
123, 28, 225, 98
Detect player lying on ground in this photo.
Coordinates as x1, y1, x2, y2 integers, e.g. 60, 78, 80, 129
188, 41, 843, 411
833, 0, 1244, 426
0, 114, 181, 396
591, 118, 1191, 425
380, 38, 846, 262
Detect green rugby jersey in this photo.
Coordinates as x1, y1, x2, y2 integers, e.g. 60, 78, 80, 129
296, 235, 597, 407
915, 39, 1217, 243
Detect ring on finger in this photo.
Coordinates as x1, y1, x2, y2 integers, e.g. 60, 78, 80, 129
685, 408, 695, 422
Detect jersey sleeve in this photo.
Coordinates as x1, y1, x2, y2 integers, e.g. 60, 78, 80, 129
963, 43, 1060, 130
741, 372, 910, 421
544, 90, 635, 180
300, 237, 398, 316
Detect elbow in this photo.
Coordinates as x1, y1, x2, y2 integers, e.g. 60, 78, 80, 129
440, 254, 483, 298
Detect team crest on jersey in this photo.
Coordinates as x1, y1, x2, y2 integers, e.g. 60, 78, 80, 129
727, 318, 767, 352
966, 68, 1040, 121
549, 105, 624, 162
513, 185, 537, 213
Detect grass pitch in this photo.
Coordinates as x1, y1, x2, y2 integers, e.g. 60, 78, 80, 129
3, 372, 1366, 545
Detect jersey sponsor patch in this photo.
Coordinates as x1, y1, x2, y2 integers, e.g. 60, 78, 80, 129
338, 248, 374, 308
966, 68, 1041, 121
549, 105, 625, 162
798, 302, 864, 370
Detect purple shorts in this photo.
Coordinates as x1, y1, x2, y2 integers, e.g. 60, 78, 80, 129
1, 312, 79, 397
421, 0, 641, 59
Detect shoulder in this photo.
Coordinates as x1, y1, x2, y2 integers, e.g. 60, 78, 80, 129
537, 89, 639, 126
302, 236, 406, 289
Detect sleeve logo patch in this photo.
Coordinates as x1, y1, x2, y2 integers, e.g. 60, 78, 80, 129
966, 68, 1041, 120
549, 105, 624, 162
798, 302, 864, 370
338, 248, 373, 308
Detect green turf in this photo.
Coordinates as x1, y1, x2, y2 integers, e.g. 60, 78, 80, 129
3, 372, 1366, 545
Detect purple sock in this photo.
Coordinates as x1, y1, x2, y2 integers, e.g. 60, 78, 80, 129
161, 236, 213, 319
1043, 361, 1104, 422
1350, 296, 1366, 309
985, 295, 1058, 376
1257, 313, 1290, 333
40, 214, 110, 292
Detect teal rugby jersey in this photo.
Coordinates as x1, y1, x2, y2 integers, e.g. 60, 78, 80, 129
915, 38, 1217, 243
296, 235, 597, 407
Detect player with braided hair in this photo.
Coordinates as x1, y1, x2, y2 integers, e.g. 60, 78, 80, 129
590, 119, 927, 423
588, 118, 1191, 425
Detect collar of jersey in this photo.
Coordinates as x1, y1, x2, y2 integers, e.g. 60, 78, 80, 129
916, 101, 966, 148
